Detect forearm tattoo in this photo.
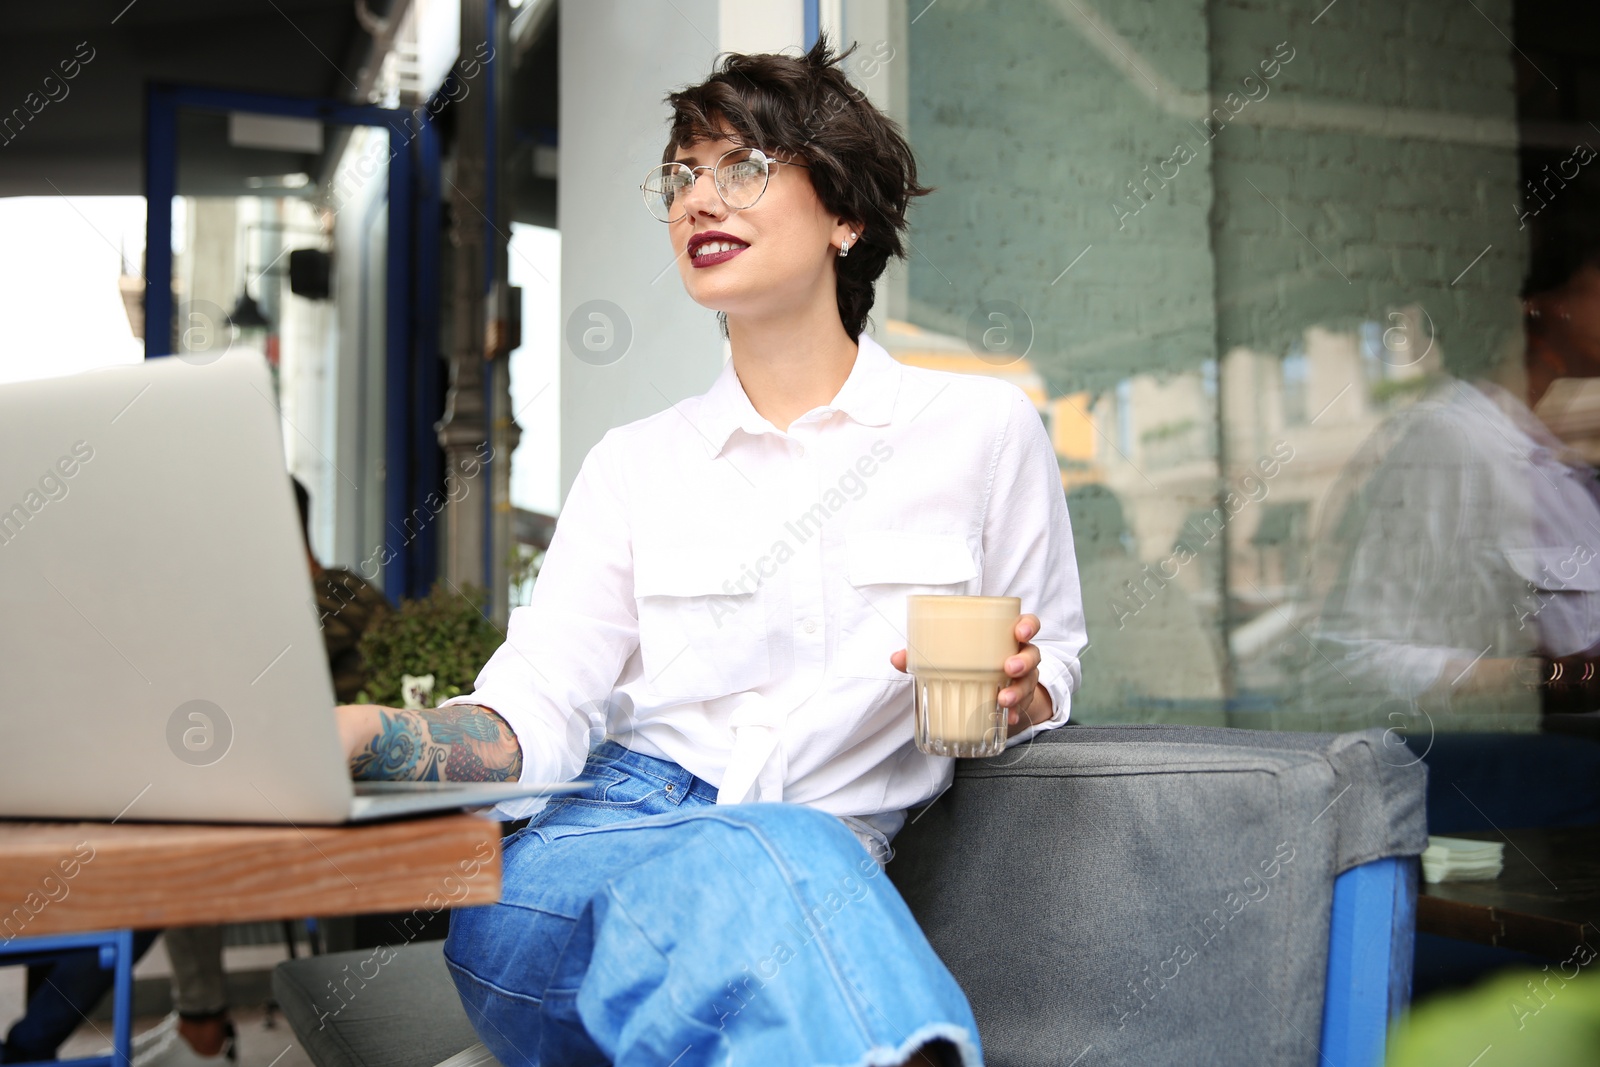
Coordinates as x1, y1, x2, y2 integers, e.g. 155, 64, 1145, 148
351, 705, 524, 782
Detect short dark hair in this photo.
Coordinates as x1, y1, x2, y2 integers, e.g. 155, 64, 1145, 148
662, 33, 933, 342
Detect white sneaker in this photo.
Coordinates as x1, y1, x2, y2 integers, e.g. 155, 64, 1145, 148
94, 1014, 178, 1060
131, 1023, 235, 1067
131, 1014, 180, 1056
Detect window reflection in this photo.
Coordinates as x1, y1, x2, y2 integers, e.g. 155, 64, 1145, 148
846, 0, 1600, 746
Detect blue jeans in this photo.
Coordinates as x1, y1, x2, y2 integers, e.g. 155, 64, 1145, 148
444, 740, 984, 1067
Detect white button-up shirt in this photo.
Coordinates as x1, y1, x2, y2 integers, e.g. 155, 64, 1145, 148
1309, 378, 1600, 722
443, 332, 1086, 862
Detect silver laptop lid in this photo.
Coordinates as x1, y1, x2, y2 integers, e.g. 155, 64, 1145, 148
0, 352, 354, 822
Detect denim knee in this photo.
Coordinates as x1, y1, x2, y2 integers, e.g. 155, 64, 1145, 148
704, 803, 873, 861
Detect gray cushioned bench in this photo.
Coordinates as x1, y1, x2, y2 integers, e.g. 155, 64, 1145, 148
274, 724, 1426, 1066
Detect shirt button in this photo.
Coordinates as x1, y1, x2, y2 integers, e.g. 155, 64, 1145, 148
803, 618, 817, 634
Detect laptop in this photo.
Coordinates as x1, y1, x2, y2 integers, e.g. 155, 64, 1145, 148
0, 352, 586, 823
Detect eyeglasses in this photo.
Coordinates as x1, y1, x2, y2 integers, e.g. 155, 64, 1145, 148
641, 147, 810, 223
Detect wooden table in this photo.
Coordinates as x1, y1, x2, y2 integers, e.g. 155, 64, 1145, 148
0, 814, 502, 938
1417, 826, 1599, 958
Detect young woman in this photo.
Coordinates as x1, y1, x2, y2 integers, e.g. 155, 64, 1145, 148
337, 35, 1085, 1067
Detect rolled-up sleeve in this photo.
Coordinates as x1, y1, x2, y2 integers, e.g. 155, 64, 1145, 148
978, 387, 1086, 746
438, 429, 638, 815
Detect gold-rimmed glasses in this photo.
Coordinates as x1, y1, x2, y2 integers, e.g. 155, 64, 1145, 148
641, 147, 810, 223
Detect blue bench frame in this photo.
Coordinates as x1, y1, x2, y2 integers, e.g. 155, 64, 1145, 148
1319, 856, 1418, 1067
0, 929, 136, 1067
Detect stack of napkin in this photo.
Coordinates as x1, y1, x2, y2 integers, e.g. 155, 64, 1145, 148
1421, 836, 1505, 884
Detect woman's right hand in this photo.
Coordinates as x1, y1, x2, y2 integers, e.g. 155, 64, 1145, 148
333, 703, 524, 781
334, 704, 385, 771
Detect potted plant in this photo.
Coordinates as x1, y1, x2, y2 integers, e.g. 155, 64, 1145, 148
355, 582, 503, 708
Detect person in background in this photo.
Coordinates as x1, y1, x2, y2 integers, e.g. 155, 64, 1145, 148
293, 477, 390, 704
1303, 252, 1600, 728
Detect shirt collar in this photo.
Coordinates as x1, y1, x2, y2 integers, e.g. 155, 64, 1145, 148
1458, 378, 1584, 464
696, 331, 902, 459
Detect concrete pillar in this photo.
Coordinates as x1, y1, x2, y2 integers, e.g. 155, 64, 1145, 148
437, 0, 494, 594
557, 0, 805, 500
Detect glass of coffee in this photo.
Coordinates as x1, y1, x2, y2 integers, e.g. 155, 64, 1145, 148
906, 595, 1022, 757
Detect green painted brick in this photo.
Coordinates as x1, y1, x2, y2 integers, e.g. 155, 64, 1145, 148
906, 0, 1521, 393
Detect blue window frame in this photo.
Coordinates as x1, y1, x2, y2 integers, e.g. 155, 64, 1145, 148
144, 85, 441, 599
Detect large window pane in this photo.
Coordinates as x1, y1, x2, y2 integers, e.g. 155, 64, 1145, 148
855, 0, 1598, 742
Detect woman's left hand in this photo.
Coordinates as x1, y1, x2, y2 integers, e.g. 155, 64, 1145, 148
891, 612, 1053, 738
999, 613, 1053, 737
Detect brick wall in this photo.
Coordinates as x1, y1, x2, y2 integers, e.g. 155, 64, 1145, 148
906, 0, 1217, 396
1209, 0, 1525, 372
906, 0, 1525, 391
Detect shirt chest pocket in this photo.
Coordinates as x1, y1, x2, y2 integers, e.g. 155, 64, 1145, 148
836, 531, 980, 680
633, 543, 772, 703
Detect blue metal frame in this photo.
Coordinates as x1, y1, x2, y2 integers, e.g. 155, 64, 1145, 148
143, 84, 439, 599
804, 0, 820, 49
0, 929, 135, 1067
407, 114, 443, 598
382, 125, 416, 600
481, 0, 500, 615
1318, 856, 1418, 1067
